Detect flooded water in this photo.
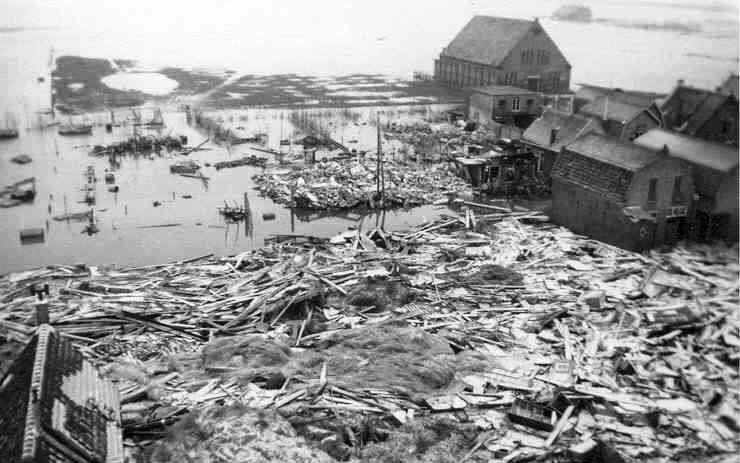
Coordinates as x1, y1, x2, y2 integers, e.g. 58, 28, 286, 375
0, 105, 460, 274
0, 0, 737, 272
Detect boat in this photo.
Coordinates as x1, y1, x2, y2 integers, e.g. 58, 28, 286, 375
169, 160, 201, 174
53, 210, 93, 222
0, 111, 19, 139
0, 177, 37, 207
59, 119, 93, 136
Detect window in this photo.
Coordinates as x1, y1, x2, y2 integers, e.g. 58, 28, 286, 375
721, 120, 731, 135
647, 178, 658, 207
526, 98, 534, 108
512, 97, 520, 111
672, 176, 684, 204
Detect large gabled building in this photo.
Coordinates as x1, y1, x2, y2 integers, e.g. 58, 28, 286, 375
434, 16, 571, 94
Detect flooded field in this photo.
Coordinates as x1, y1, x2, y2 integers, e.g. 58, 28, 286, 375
0, 105, 462, 274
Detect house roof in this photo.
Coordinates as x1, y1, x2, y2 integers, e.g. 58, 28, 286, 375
441, 16, 535, 66
551, 147, 635, 203
575, 84, 664, 107
661, 85, 736, 135
579, 97, 646, 124
566, 132, 659, 171
683, 92, 729, 134
472, 85, 539, 96
634, 128, 739, 172
521, 108, 603, 151
721, 73, 739, 97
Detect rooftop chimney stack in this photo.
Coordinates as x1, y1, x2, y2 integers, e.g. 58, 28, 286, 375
550, 127, 559, 145
677, 79, 685, 87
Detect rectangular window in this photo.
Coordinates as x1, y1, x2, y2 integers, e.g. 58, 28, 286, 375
512, 97, 520, 111
647, 178, 658, 207
672, 176, 684, 204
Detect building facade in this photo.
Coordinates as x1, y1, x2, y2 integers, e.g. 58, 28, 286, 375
634, 128, 739, 242
434, 16, 571, 94
469, 85, 542, 127
550, 133, 693, 251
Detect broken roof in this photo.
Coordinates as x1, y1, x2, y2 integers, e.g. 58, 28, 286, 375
441, 16, 536, 66
661, 85, 736, 135
521, 109, 603, 151
472, 85, 539, 96
566, 132, 659, 171
634, 128, 739, 172
579, 97, 646, 124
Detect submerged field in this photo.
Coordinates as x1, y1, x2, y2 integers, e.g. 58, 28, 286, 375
52, 56, 467, 112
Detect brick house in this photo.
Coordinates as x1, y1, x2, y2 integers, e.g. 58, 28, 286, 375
434, 16, 571, 94
634, 128, 739, 242
469, 85, 543, 127
520, 108, 604, 176
659, 82, 738, 145
551, 133, 693, 251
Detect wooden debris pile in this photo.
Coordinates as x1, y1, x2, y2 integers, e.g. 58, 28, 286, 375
253, 159, 470, 210
0, 209, 738, 462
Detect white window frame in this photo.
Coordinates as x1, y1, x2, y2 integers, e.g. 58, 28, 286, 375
512, 96, 520, 112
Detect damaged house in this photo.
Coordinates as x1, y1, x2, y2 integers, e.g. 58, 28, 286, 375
468, 84, 543, 128
634, 128, 739, 242
434, 16, 571, 94
577, 89, 663, 141
520, 108, 604, 176
659, 80, 738, 144
550, 132, 693, 251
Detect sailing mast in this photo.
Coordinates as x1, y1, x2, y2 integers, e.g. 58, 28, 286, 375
376, 114, 384, 209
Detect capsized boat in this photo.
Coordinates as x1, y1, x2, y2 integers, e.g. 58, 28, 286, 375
59, 122, 93, 135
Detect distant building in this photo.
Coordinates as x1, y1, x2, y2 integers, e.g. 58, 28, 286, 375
659, 81, 738, 145
551, 132, 693, 251
719, 73, 739, 98
434, 16, 571, 94
634, 128, 739, 242
520, 108, 604, 175
469, 85, 542, 127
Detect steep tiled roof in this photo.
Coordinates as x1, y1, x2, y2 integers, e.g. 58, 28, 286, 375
551, 148, 634, 203
441, 16, 535, 66
521, 108, 603, 151
634, 128, 739, 172
566, 132, 659, 171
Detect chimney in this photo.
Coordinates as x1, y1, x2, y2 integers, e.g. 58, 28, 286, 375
677, 79, 685, 87
660, 144, 670, 156
550, 127, 559, 145
603, 94, 609, 121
